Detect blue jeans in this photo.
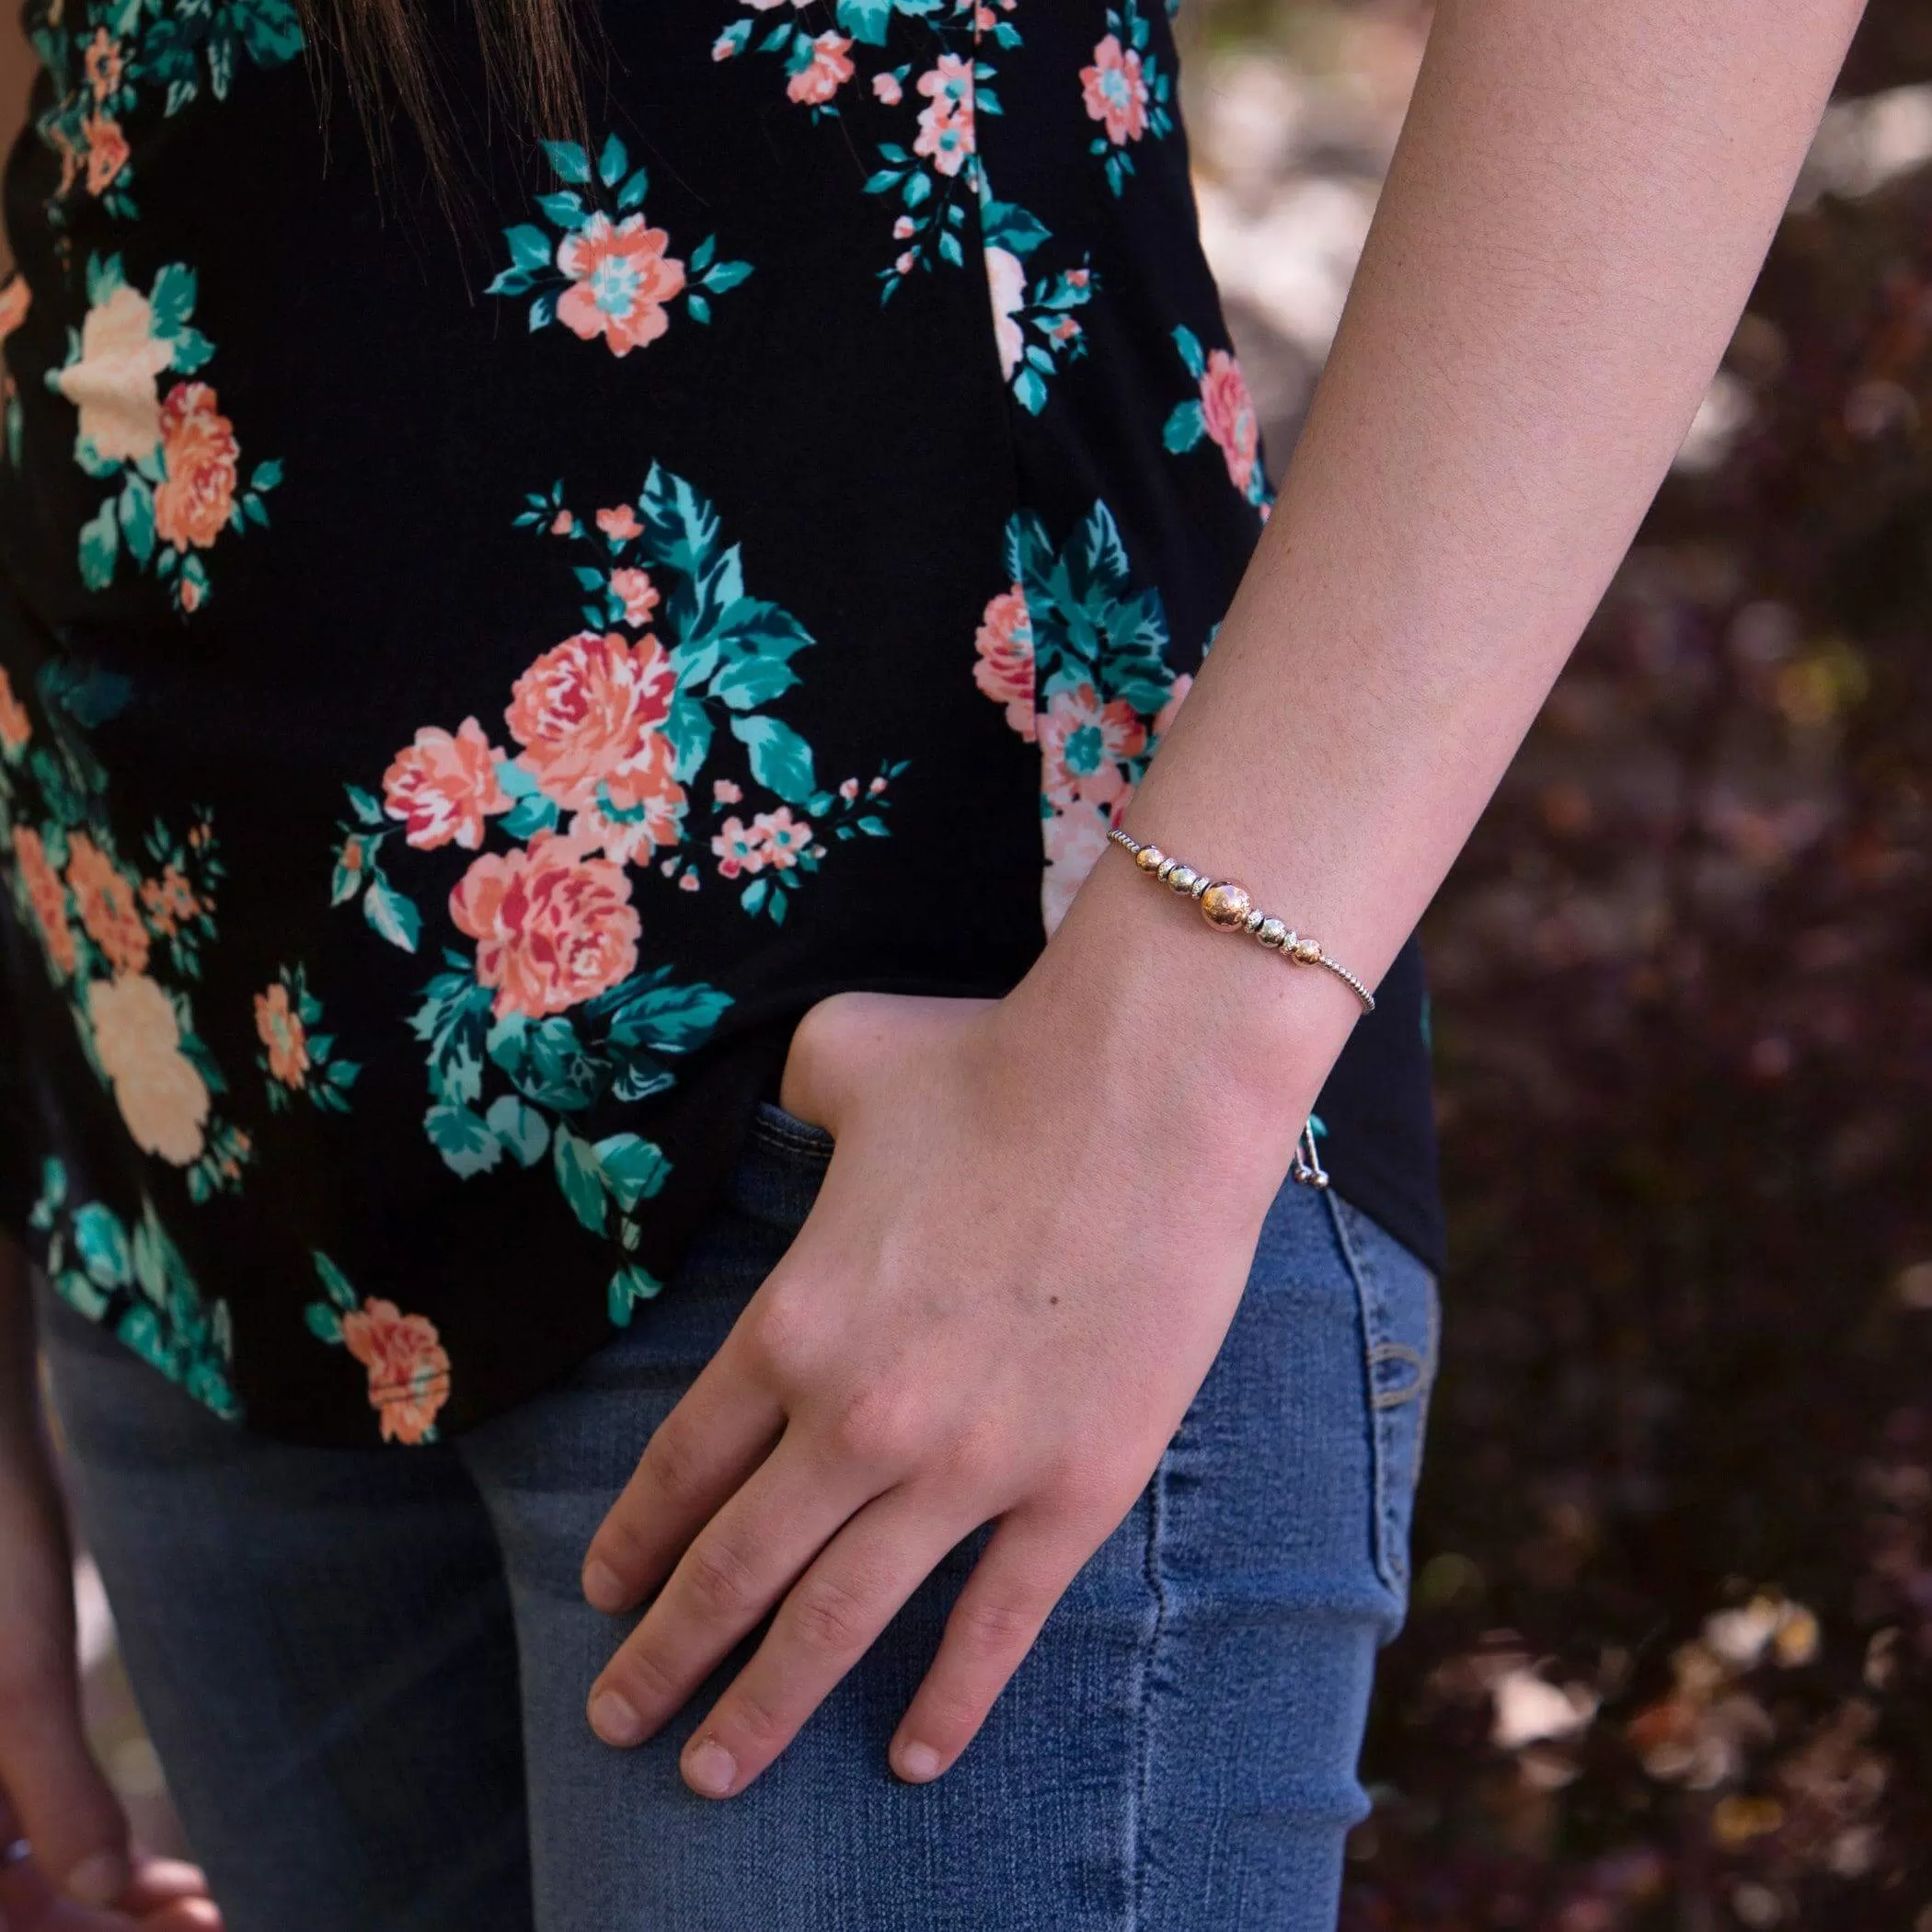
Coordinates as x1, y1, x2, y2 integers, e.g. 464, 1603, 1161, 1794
39, 1103, 1439, 1932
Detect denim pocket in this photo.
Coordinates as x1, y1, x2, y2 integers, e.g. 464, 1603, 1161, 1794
748, 1097, 835, 1160
1328, 1195, 1441, 1603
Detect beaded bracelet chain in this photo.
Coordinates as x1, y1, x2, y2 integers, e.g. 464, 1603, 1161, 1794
1105, 827, 1377, 1015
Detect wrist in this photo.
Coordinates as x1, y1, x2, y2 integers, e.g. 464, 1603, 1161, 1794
998, 844, 1362, 1185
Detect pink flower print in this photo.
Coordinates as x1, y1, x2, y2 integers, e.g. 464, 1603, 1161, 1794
868, 776, 887, 794
678, 870, 699, 891
914, 54, 975, 177
894, 251, 915, 277
339, 1299, 451, 1444
382, 717, 512, 851
712, 29, 739, 58
1199, 350, 1261, 498
505, 630, 677, 813
596, 504, 642, 542
1039, 682, 1146, 812
566, 730, 687, 867
448, 834, 641, 1020
1152, 672, 1192, 742
1080, 34, 1150, 145
892, 215, 915, 240
839, 777, 860, 800
609, 567, 660, 627
750, 807, 811, 869
550, 510, 575, 535
972, 586, 1036, 740
873, 72, 903, 105
81, 111, 128, 194
985, 246, 1026, 379
83, 28, 123, 96
712, 777, 742, 806
712, 815, 766, 880
1041, 806, 1111, 935
788, 31, 853, 106
555, 213, 687, 357
0, 664, 29, 752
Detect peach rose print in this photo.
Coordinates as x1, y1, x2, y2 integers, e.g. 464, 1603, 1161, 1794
383, 717, 512, 851
0, 665, 30, 753
567, 729, 687, 867
788, 31, 853, 106
1080, 34, 1150, 145
65, 832, 151, 975
449, 833, 641, 1020
340, 1298, 452, 1444
1198, 351, 1261, 498
609, 567, 660, 628
505, 629, 677, 812
255, 980, 310, 1089
556, 213, 687, 357
155, 383, 241, 550
11, 826, 78, 975
1039, 682, 1147, 813
972, 586, 1037, 740
86, 971, 212, 1166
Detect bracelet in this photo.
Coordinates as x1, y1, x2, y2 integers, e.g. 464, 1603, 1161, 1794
1105, 827, 1376, 1014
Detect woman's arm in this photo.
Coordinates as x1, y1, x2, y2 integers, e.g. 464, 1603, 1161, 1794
581, 0, 1866, 1797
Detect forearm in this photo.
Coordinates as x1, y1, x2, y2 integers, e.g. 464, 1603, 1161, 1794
1032, 0, 1862, 1139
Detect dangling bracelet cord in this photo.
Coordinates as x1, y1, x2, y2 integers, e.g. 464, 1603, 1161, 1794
1104, 827, 1377, 1016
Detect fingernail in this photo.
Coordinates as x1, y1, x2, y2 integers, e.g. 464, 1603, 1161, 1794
894, 1740, 943, 1784
684, 1737, 737, 1798
589, 1689, 646, 1747
582, 1559, 626, 1613
63, 1848, 129, 1907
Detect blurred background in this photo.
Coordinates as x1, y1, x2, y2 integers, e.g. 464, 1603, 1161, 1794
16, 0, 1932, 1922
1176, 1, 1932, 1925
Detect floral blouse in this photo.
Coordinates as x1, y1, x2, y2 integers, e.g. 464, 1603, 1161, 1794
0, 0, 1441, 1445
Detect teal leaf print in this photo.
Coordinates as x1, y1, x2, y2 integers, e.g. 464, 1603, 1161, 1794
711, 653, 799, 711
607, 1263, 661, 1327
488, 138, 750, 353
590, 969, 733, 1055
362, 874, 421, 952
118, 476, 156, 564
553, 1124, 608, 1236
27, 1175, 239, 1420
730, 715, 815, 805
305, 1303, 343, 1342
485, 1094, 551, 1167
312, 1249, 359, 1311
638, 461, 723, 574
1164, 400, 1205, 454
77, 501, 119, 588
424, 1102, 504, 1178
592, 1132, 672, 1212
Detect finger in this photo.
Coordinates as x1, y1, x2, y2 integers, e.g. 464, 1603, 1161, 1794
143, 1902, 223, 1931
887, 1513, 1088, 1785
118, 1859, 213, 1913
677, 1489, 970, 1800
0, 1649, 132, 1909
586, 1433, 881, 1750
581, 1358, 786, 1615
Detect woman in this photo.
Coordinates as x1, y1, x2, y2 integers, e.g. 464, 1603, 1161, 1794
0, 0, 1860, 1926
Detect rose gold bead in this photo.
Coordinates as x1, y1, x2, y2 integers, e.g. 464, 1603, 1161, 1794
1291, 937, 1323, 964
1199, 882, 1252, 931
1134, 845, 1165, 873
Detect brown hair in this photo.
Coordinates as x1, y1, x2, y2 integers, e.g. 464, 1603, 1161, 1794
298, 0, 591, 201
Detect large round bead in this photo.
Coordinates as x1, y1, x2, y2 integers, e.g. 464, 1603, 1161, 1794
1199, 882, 1252, 930
1134, 844, 1165, 873
1165, 865, 1199, 895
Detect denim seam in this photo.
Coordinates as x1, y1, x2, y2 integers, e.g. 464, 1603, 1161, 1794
1130, 1447, 1173, 1932
1323, 1190, 1405, 1598
746, 1117, 834, 1162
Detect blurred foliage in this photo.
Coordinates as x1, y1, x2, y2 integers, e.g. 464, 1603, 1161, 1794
1190, 0, 1932, 1925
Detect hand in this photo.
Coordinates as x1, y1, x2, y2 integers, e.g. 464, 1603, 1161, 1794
0, 1238, 221, 1928
581, 892, 1341, 1797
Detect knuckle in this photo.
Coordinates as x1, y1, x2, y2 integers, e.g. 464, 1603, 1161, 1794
684, 1535, 762, 1618
740, 1293, 816, 1388
640, 1420, 711, 1513
825, 1386, 919, 1469
787, 1574, 873, 1659
607, 1639, 682, 1710
955, 1594, 1041, 1663
720, 1679, 788, 1749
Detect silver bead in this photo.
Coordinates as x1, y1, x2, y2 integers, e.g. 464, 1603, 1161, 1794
1190, 872, 1212, 899
1166, 865, 1199, 894
1258, 918, 1289, 949
1242, 907, 1266, 935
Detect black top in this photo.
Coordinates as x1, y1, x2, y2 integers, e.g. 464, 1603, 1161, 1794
0, 0, 1442, 1446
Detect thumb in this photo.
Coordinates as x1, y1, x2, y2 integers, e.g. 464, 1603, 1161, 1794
0, 1455, 132, 1910
0, 1655, 132, 1909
